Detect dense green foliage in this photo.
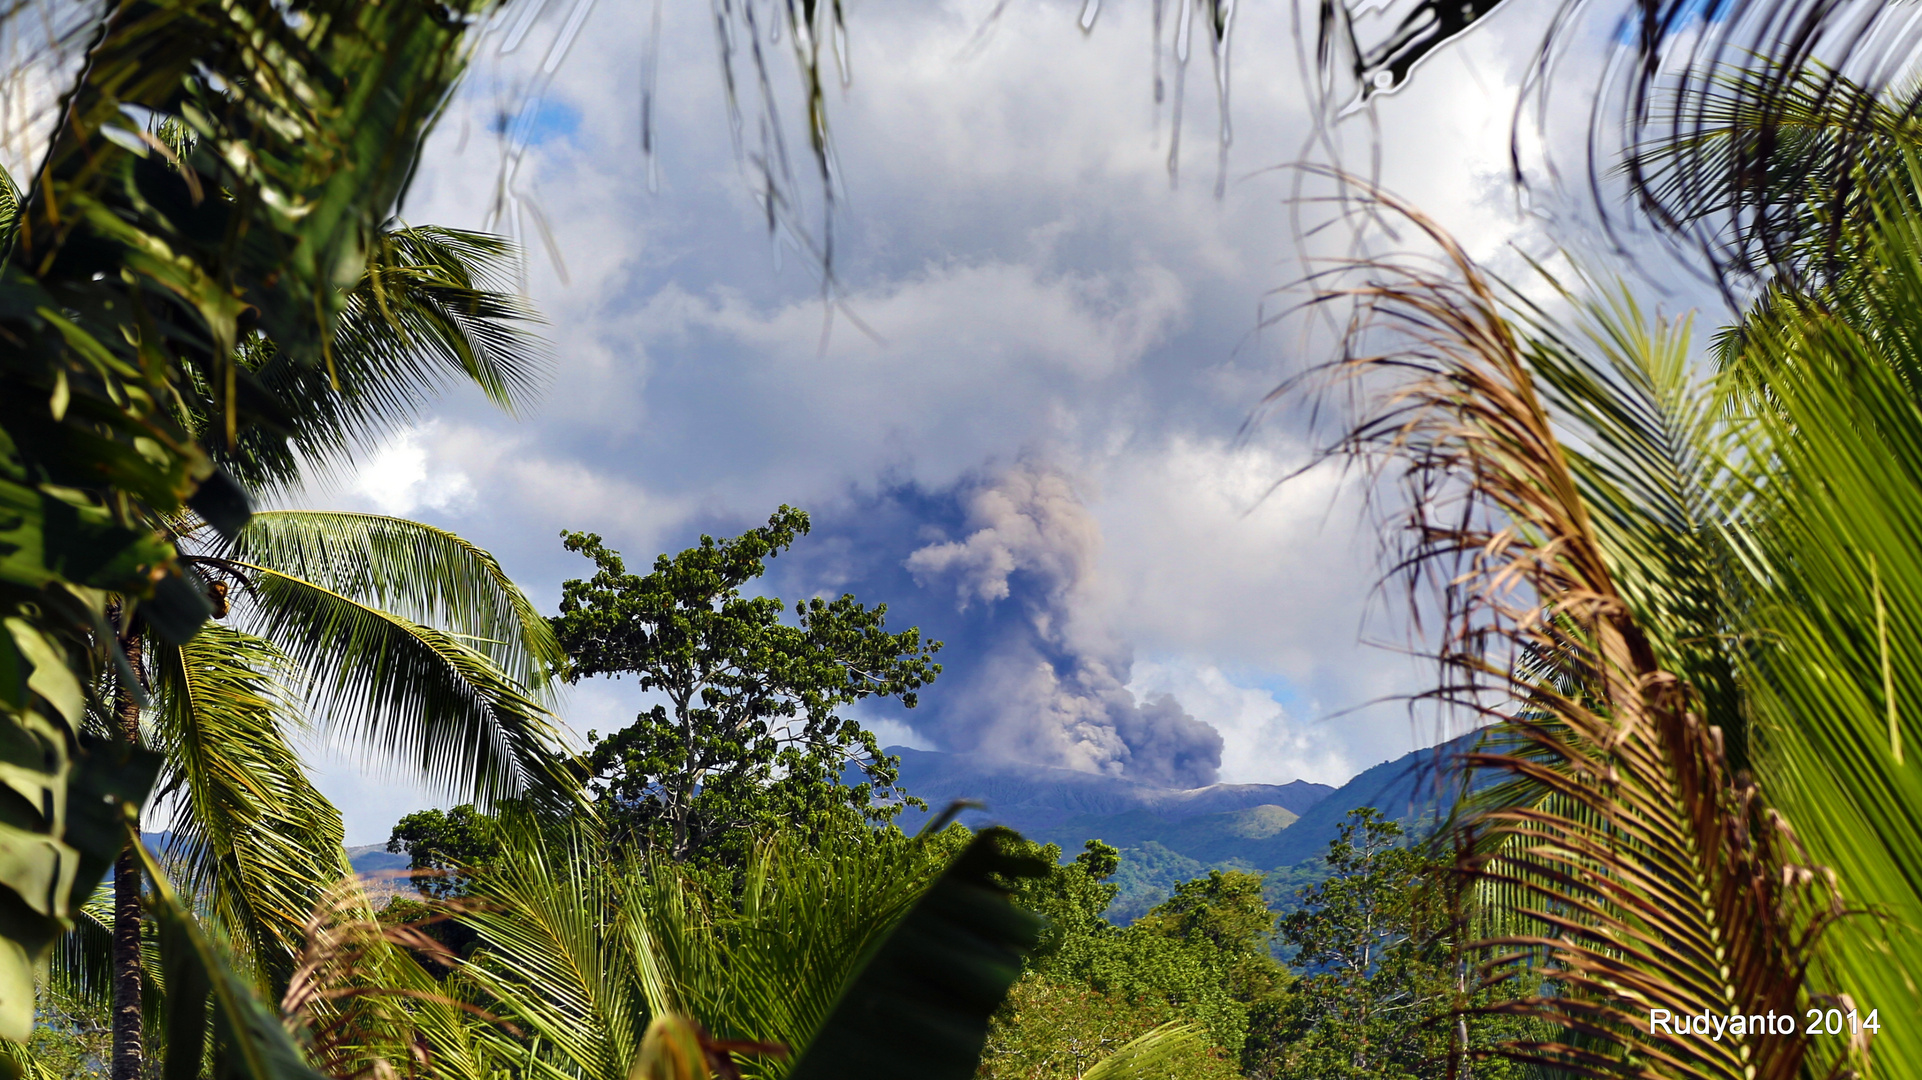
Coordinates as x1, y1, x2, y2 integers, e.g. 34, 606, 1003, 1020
387, 805, 506, 899
0, 0, 511, 1032
973, 808, 1543, 1080
379, 811, 1050, 1080
979, 978, 1238, 1080
1265, 809, 1531, 1080
551, 509, 940, 861
983, 837, 1281, 1079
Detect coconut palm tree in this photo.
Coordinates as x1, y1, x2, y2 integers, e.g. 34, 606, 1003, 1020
0, 7, 565, 1072
1288, 142, 1922, 1074
81, 217, 571, 1074
156, 509, 572, 969
0, 0, 523, 1073
57, 506, 571, 1080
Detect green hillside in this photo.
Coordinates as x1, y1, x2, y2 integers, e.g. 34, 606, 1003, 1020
1028, 736, 1486, 923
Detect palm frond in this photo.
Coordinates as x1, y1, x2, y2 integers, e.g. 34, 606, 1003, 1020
1308, 190, 1849, 1079
0, 0, 506, 1022
1492, 0, 1922, 295
784, 829, 1045, 1080
1624, 63, 1922, 288
1512, 278, 1753, 766
146, 626, 349, 989
131, 842, 331, 1080
682, 833, 943, 1074
1705, 173, 1922, 1074
340, 227, 548, 415
223, 562, 576, 809
204, 227, 549, 494
222, 511, 564, 694
1077, 1021, 1209, 1080
49, 886, 114, 1012
456, 821, 650, 1080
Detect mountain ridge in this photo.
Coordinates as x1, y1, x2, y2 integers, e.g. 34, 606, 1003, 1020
884, 736, 1485, 921
884, 746, 1335, 835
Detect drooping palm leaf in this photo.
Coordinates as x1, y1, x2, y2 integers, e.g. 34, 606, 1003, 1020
223, 563, 574, 809
201, 227, 549, 495
1480, 0, 1922, 296
1624, 63, 1922, 288
221, 511, 564, 694
50, 887, 113, 1013
1305, 192, 1849, 1079
146, 625, 348, 988
129, 842, 330, 1080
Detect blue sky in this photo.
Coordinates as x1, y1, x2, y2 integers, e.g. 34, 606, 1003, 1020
290, 0, 1653, 843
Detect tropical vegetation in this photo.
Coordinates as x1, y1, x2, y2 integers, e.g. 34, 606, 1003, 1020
35, 164, 571, 1080
6, 0, 1922, 1078
549, 511, 940, 863
0, 0, 586, 1071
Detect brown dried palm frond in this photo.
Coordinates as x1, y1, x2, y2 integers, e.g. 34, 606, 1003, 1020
279, 876, 502, 1080
1297, 186, 1857, 1079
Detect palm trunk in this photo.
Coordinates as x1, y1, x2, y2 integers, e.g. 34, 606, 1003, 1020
109, 602, 144, 1080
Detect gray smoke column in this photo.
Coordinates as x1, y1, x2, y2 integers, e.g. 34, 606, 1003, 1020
905, 464, 1222, 788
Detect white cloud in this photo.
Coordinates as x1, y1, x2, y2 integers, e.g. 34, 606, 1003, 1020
292, 0, 1606, 833
1093, 438, 1406, 663
623, 259, 1189, 505
1126, 658, 1366, 788
868, 717, 938, 752
348, 426, 476, 516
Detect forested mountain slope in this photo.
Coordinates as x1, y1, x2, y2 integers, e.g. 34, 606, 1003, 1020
882, 737, 1484, 920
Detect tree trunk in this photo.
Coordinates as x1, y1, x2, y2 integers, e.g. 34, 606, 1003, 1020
108, 602, 144, 1080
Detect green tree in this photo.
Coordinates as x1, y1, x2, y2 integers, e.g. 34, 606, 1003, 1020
550, 508, 941, 862
1001, 839, 1123, 964
388, 804, 506, 899
11, 988, 108, 1080
983, 839, 1289, 1078
1134, 869, 1294, 1077
1270, 809, 1446, 1079
380, 803, 517, 970
1136, 871, 1280, 980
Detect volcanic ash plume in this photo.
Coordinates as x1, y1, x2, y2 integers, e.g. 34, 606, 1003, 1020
906, 464, 1222, 788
